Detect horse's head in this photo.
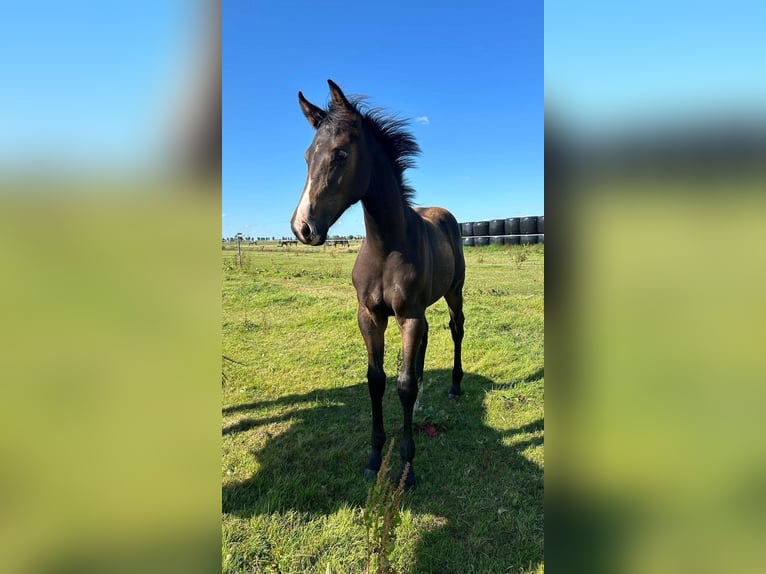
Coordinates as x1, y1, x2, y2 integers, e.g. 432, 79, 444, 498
291, 80, 371, 246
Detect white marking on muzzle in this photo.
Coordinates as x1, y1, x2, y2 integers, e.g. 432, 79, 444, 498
295, 178, 312, 230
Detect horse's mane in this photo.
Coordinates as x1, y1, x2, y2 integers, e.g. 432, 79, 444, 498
324, 96, 420, 206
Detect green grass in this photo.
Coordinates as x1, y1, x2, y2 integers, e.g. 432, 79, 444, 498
222, 243, 544, 573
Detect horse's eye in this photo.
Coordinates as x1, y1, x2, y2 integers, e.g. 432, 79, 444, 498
332, 149, 348, 162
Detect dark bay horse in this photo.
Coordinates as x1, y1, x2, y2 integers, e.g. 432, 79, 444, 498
290, 80, 465, 489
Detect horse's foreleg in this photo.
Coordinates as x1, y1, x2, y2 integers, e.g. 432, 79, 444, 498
445, 289, 465, 398
358, 306, 387, 480
415, 318, 429, 382
413, 318, 429, 412
396, 314, 426, 490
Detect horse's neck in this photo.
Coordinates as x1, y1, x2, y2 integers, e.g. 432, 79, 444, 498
360, 157, 411, 253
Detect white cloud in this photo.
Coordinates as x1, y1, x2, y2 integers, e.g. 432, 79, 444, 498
415, 116, 430, 125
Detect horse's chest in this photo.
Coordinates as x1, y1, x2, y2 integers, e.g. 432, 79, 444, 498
353, 272, 388, 313
362, 289, 390, 315
353, 263, 422, 316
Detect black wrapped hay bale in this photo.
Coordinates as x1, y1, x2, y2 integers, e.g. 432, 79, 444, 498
463, 237, 475, 247
520, 234, 538, 245
505, 235, 520, 245
520, 216, 538, 235
489, 219, 505, 236
538, 235, 544, 244
461, 222, 474, 237
504, 217, 520, 237
474, 236, 490, 246
472, 221, 489, 238
537, 216, 544, 234
490, 236, 504, 246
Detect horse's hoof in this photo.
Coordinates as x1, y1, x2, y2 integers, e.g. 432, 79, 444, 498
448, 384, 462, 398
395, 467, 416, 492
364, 468, 378, 480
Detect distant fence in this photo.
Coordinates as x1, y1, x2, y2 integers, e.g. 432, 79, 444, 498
460, 216, 544, 246
222, 237, 362, 253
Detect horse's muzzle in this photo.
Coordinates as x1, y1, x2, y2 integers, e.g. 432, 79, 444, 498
292, 219, 325, 246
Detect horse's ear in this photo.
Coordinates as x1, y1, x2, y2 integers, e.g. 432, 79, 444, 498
327, 80, 351, 110
298, 91, 326, 129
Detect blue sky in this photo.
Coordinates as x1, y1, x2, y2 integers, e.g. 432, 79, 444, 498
0, 1, 197, 172
3, 1, 763, 223
223, 0, 543, 239
545, 1, 766, 135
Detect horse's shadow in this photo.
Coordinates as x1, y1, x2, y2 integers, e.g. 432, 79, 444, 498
222, 369, 543, 570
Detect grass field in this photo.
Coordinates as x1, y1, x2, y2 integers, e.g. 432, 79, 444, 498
222, 242, 544, 573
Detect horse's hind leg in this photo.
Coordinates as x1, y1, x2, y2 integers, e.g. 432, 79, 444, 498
445, 289, 465, 398
358, 306, 388, 479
